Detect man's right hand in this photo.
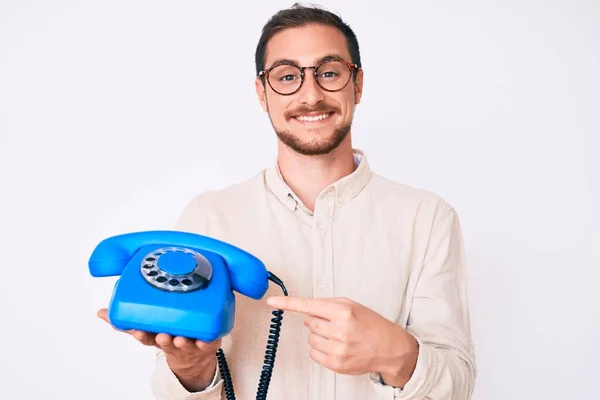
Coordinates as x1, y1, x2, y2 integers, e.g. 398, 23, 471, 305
97, 308, 221, 392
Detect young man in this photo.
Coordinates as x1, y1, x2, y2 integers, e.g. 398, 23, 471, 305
98, 4, 476, 399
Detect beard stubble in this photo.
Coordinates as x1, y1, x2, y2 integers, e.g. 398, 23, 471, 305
268, 102, 353, 156
275, 123, 351, 156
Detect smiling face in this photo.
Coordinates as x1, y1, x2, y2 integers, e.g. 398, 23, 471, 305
256, 24, 363, 156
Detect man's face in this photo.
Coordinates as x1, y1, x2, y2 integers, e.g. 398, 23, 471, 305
256, 24, 363, 156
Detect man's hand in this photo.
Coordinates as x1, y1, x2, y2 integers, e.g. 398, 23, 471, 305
266, 296, 419, 388
97, 308, 221, 392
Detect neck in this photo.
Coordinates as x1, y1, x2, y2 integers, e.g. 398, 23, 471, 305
276, 139, 356, 212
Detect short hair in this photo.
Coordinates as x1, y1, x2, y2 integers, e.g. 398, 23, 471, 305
254, 3, 362, 79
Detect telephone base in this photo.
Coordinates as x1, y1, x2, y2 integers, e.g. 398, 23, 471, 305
107, 299, 235, 342
105, 243, 237, 341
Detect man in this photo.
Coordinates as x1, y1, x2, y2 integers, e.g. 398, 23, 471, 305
98, 3, 476, 399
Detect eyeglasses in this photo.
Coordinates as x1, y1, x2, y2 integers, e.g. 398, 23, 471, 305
258, 59, 360, 96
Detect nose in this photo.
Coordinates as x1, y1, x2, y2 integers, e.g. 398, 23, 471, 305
297, 70, 325, 106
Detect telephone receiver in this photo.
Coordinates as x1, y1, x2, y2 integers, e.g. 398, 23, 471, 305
89, 230, 287, 400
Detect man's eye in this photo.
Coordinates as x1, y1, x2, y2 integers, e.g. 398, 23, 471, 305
319, 71, 338, 78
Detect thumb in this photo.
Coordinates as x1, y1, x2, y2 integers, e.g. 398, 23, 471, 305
97, 308, 109, 323
97, 308, 133, 334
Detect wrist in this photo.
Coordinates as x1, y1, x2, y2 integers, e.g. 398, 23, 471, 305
376, 327, 419, 388
168, 356, 217, 392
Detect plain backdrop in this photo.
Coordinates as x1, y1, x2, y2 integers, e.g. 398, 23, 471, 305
0, 0, 598, 399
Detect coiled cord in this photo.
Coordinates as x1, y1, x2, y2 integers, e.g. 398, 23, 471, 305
256, 272, 287, 400
215, 272, 288, 400
255, 307, 284, 399
216, 348, 235, 400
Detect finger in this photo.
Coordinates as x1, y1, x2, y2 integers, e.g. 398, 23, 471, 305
310, 348, 346, 373
304, 316, 335, 339
155, 333, 176, 351
267, 296, 341, 319
173, 336, 197, 351
196, 339, 222, 352
308, 332, 334, 355
309, 347, 329, 366
131, 330, 157, 347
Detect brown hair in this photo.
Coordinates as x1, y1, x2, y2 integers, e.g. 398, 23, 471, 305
255, 3, 362, 79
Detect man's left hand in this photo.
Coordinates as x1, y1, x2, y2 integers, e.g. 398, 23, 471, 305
266, 296, 419, 387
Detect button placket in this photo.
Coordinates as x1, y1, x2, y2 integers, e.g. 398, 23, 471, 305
310, 188, 336, 400
312, 189, 335, 296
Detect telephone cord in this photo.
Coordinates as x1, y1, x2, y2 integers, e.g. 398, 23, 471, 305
216, 348, 235, 399
215, 272, 287, 400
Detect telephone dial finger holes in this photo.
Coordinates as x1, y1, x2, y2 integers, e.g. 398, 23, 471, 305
140, 247, 213, 292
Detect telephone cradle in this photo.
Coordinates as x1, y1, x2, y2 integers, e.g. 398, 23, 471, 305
88, 230, 288, 400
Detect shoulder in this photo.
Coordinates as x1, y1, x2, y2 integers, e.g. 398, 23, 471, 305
175, 170, 267, 229
367, 172, 457, 223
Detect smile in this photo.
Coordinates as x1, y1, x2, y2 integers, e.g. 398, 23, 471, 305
293, 113, 332, 123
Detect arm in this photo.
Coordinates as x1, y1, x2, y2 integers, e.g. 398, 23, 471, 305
370, 207, 477, 399
151, 348, 223, 400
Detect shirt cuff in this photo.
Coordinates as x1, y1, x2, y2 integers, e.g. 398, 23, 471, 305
151, 352, 223, 400
368, 371, 403, 398
368, 336, 434, 399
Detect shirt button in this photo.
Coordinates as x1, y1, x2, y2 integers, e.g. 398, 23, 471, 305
319, 281, 326, 288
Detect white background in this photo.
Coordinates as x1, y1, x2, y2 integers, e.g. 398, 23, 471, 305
1, 0, 598, 399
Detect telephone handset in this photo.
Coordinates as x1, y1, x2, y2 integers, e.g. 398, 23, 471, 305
88, 230, 287, 400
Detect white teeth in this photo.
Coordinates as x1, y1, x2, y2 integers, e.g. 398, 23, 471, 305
295, 113, 330, 122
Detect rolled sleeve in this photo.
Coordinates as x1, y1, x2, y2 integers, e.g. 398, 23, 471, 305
369, 206, 477, 399
367, 336, 434, 399
150, 350, 223, 400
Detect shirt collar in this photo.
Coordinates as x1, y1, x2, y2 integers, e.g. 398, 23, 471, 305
264, 148, 372, 212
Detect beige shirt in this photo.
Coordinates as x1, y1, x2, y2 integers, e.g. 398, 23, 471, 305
149, 149, 476, 400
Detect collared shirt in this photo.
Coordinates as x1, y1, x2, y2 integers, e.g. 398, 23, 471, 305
150, 149, 476, 400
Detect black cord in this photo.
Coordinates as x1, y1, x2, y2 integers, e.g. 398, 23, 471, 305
215, 271, 288, 400
216, 348, 235, 400
256, 272, 287, 400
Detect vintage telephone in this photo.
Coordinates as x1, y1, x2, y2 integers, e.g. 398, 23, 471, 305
88, 230, 288, 400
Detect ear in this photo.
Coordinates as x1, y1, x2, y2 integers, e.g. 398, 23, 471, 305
353, 69, 364, 105
255, 77, 268, 112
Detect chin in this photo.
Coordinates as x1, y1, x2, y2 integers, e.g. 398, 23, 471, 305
275, 123, 351, 156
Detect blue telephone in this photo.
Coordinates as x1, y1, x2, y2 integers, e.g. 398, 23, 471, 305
88, 230, 287, 400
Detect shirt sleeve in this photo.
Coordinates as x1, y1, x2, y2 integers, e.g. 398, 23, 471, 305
150, 349, 224, 400
369, 206, 477, 399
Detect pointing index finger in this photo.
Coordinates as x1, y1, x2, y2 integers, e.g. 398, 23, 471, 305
267, 296, 339, 320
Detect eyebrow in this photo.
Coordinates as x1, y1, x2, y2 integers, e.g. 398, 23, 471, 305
266, 54, 348, 69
